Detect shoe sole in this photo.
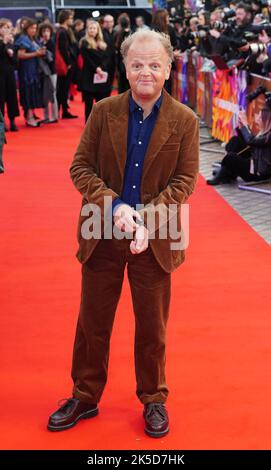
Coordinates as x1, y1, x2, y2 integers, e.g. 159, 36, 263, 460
144, 426, 169, 438
47, 408, 99, 432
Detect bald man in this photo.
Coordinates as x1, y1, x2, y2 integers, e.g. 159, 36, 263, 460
48, 30, 199, 438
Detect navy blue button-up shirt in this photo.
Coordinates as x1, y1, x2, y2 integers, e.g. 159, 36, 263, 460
112, 91, 163, 214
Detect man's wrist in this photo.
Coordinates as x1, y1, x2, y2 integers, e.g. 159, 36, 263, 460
136, 218, 145, 227
112, 199, 132, 217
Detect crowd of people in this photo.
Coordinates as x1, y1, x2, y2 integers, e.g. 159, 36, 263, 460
1, 3, 271, 129
1, 2, 271, 182
171, 0, 271, 76
0, 8, 182, 131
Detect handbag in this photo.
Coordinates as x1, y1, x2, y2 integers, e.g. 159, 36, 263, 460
77, 52, 83, 71
55, 32, 68, 76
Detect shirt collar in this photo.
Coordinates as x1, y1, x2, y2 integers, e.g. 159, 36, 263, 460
129, 91, 163, 115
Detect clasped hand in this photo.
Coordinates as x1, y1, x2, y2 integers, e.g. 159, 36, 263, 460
113, 204, 149, 255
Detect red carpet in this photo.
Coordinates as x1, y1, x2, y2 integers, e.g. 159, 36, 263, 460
0, 98, 271, 450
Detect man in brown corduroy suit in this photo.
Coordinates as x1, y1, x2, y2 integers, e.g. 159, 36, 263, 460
48, 29, 199, 437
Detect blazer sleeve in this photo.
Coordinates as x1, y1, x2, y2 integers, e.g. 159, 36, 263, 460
138, 114, 199, 236
69, 104, 120, 223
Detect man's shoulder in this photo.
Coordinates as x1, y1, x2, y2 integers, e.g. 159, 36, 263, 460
94, 91, 129, 115
93, 90, 198, 124
165, 93, 198, 123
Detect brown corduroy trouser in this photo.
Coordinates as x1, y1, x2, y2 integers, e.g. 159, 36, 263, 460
71, 235, 171, 405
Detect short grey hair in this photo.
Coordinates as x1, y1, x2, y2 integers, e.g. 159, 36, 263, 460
121, 29, 174, 64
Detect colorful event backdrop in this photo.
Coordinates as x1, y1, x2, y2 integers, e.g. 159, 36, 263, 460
173, 51, 271, 142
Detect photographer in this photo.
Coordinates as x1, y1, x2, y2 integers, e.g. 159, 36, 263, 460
213, 4, 256, 59
176, 16, 196, 52
207, 106, 271, 185
258, 29, 271, 75
199, 9, 232, 57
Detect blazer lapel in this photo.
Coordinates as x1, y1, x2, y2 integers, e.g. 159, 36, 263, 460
142, 92, 178, 182
107, 91, 129, 180
106, 90, 178, 184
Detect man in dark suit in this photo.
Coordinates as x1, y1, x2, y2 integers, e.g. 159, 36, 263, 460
48, 29, 199, 437
102, 14, 116, 94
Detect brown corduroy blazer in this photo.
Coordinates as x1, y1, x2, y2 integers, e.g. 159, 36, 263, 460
70, 89, 199, 273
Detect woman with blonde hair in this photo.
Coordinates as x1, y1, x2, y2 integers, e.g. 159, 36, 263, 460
79, 20, 110, 121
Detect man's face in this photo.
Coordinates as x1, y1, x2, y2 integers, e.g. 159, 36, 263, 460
67, 15, 74, 27
252, 2, 261, 13
75, 22, 84, 32
126, 39, 171, 101
42, 27, 51, 41
198, 15, 205, 26
236, 8, 249, 26
0, 23, 11, 37
255, 111, 262, 128
136, 17, 144, 27
27, 24, 37, 38
189, 18, 199, 31
103, 15, 114, 30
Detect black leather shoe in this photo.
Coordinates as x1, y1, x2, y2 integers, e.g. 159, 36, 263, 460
47, 397, 98, 431
62, 112, 78, 119
10, 121, 18, 132
143, 403, 169, 438
206, 166, 235, 185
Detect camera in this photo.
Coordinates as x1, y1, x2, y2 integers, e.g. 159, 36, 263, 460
221, 8, 236, 21
249, 42, 266, 54
168, 15, 183, 24
247, 86, 271, 108
212, 21, 229, 31
189, 30, 208, 39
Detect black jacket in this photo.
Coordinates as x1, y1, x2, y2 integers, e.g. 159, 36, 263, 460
239, 126, 271, 176
0, 40, 17, 73
57, 27, 78, 66
79, 41, 110, 94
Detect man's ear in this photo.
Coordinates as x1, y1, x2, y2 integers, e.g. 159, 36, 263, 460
124, 61, 129, 80
165, 63, 172, 81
